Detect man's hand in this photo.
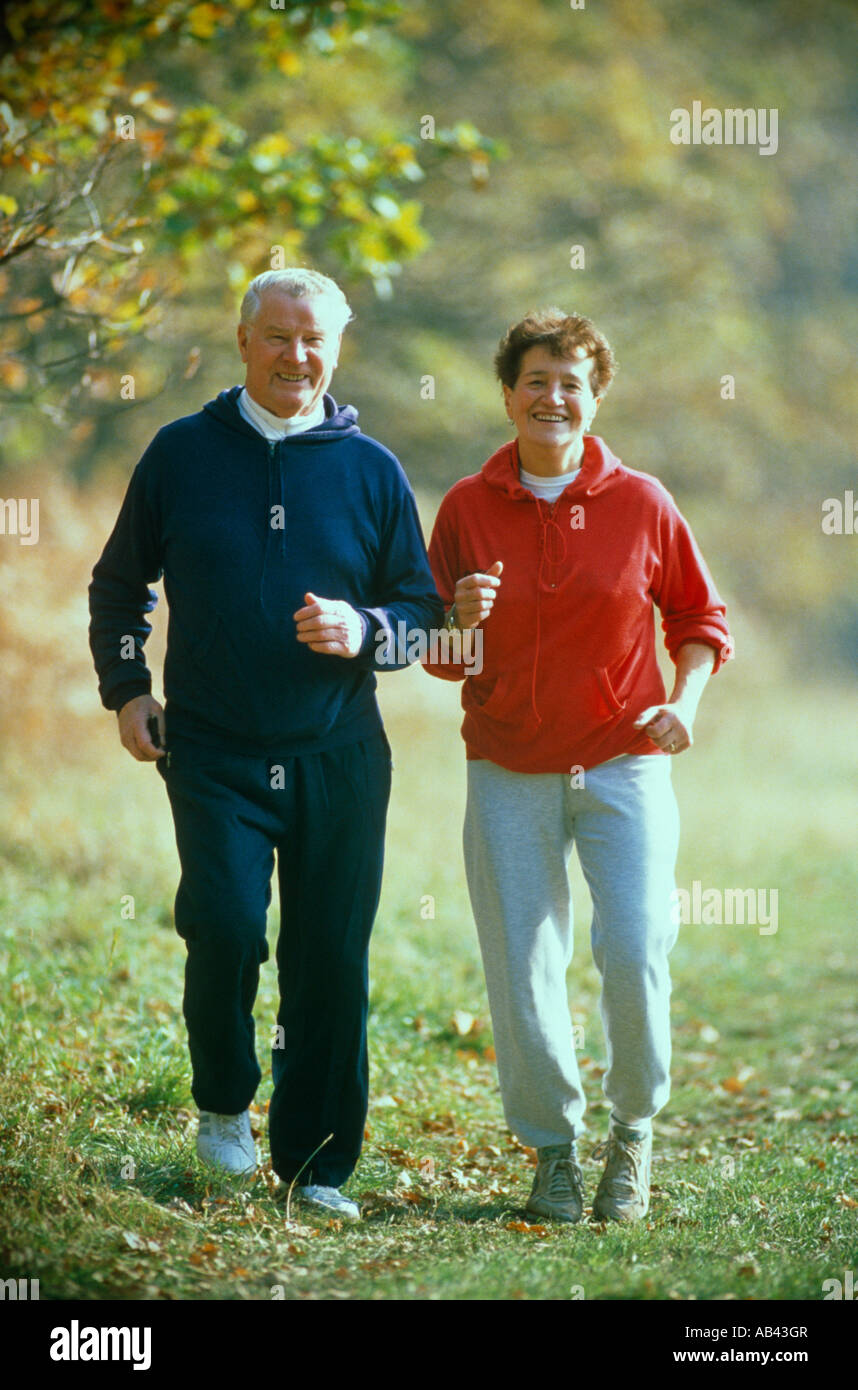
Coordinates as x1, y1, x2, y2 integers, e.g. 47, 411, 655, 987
117, 693, 165, 761
294, 592, 363, 658
453, 560, 503, 629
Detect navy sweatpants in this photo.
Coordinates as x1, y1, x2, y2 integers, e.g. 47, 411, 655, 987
157, 729, 392, 1187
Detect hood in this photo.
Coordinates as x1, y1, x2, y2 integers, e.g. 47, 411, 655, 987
481, 434, 624, 498
203, 385, 361, 442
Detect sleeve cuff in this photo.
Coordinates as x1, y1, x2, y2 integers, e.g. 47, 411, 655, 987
104, 680, 152, 712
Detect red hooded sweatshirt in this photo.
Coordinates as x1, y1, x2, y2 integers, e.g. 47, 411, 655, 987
423, 435, 733, 773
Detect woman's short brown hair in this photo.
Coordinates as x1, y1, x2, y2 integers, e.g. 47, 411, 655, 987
494, 308, 616, 396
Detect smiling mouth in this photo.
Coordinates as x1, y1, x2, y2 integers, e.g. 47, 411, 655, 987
532, 413, 568, 422
276, 372, 310, 382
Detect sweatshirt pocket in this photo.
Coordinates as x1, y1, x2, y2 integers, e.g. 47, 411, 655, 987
467, 672, 510, 718
190, 616, 220, 666
595, 666, 627, 717
167, 611, 254, 725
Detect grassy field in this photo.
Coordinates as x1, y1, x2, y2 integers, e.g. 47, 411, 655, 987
1, 486, 856, 1302
1, 676, 856, 1302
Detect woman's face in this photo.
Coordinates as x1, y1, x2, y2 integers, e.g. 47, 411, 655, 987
503, 345, 601, 452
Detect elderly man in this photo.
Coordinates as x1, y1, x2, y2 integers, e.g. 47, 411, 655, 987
89, 268, 443, 1221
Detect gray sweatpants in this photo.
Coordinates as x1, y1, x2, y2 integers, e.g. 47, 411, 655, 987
463, 754, 680, 1148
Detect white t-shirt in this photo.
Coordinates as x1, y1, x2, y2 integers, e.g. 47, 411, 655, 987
518, 464, 580, 501
238, 387, 326, 439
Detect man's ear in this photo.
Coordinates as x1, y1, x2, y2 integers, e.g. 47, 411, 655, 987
237, 322, 248, 362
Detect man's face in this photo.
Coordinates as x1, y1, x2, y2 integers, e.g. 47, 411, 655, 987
503, 345, 601, 450
237, 291, 343, 418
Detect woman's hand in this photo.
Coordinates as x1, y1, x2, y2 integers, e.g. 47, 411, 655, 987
453, 560, 503, 629
633, 701, 693, 754
633, 642, 717, 753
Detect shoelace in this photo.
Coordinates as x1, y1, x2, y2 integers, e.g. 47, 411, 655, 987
592, 1136, 645, 1197
543, 1157, 584, 1201
214, 1114, 248, 1147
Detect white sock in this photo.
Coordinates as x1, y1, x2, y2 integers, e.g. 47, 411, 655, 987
611, 1112, 652, 1134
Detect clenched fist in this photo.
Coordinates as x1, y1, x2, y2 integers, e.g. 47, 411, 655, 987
452, 560, 503, 629
117, 693, 164, 761
294, 592, 363, 658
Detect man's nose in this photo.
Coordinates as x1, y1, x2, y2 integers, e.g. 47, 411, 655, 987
280, 338, 307, 362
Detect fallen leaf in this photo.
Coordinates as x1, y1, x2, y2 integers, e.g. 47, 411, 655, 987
421, 1113, 458, 1133
721, 1077, 745, 1094
505, 1220, 550, 1236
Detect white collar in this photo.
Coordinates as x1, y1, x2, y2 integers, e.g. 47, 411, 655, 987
238, 387, 326, 439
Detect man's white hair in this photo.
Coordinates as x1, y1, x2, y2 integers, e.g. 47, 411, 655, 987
239, 268, 353, 334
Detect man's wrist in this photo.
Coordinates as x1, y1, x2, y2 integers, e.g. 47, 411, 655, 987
107, 681, 152, 713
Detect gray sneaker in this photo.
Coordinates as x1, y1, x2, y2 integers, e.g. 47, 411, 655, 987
592, 1125, 652, 1222
525, 1143, 585, 1224
299, 1184, 361, 1222
196, 1109, 257, 1176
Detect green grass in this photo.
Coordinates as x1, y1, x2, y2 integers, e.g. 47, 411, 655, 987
1, 658, 857, 1301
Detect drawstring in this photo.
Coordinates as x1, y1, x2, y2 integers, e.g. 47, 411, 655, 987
530, 501, 569, 724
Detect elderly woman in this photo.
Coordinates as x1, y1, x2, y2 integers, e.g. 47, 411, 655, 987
424, 310, 732, 1223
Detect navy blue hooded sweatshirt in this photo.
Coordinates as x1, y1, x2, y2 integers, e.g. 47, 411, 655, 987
88, 386, 444, 754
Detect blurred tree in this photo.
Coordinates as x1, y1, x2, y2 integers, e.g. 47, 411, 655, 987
0, 0, 500, 447
331, 0, 857, 665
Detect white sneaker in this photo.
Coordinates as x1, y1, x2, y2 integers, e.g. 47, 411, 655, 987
197, 1110, 257, 1175
299, 1184, 360, 1222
